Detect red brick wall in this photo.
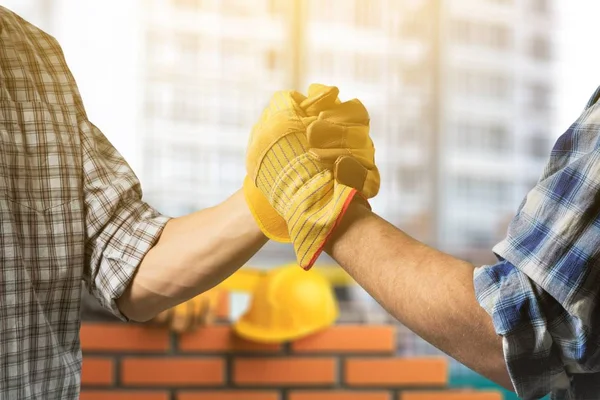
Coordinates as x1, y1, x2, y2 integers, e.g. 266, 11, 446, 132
80, 321, 503, 400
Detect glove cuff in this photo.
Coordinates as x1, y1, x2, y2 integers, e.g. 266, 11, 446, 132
287, 179, 358, 270
243, 175, 291, 243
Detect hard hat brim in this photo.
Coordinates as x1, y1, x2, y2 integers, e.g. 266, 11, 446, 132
233, 314, 337, 344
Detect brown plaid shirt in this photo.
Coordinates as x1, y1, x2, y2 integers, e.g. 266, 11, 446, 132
0, 7, 169, 399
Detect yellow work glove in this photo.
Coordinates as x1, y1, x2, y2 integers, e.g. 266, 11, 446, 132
244, 83, 379, 270
150, 288, 222, 333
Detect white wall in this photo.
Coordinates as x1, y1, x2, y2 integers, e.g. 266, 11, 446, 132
2, 0, 145, 177
556, 1, 600, 134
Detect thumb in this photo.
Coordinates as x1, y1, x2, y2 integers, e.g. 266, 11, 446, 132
334, 156, 380, 198
334, 156, 367, 192
300, 84, 340, 116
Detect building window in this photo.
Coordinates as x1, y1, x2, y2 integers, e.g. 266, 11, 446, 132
171, 86, 204, 122
451, 20, 512, 51
454, 70, 512, 101
402, 18, 428, 39
455, 121, 510, 153
176, 32, 201, 72
452, 20, 470, 44
489, 25, 510, 49
218, 150, 245, 186
221, 0, 253, 15
403, 66, 428, 88
171, 0, 202, 12
531, 0, 550, 15
268, 0, 287, 15
355, 0, 380, 28
529, 83, 551, 111
266, 49, 283, 71
529, 134, 551, 159
145, 83, 174, 119
355, 54, 381, 84
455, 176, 510, 206
529, 36, 552, 61
489, 125, 509, 151
309, 0, 335, 21
397, 167, 424, 194
315, 51, 335, 76
462, 226, 495, 248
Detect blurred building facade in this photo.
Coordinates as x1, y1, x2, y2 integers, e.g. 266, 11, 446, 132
138, 0, 557, 265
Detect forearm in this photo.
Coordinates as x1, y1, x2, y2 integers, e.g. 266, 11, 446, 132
326, 201, 513, 391
117, 189, 268, 322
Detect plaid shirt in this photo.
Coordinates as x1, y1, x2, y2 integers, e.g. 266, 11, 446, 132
0, 8, 169, 399
474, 85, 600, 400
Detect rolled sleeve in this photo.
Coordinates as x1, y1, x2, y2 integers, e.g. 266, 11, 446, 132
474, 260, 572, 399
472, 88, 600, 399
80, 119, 170, 320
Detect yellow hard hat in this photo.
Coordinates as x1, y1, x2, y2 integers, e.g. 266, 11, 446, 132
233, 264, 339, 343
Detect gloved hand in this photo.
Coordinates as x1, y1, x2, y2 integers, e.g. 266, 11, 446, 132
150, 288, 222, 333
244, 83, 379, 270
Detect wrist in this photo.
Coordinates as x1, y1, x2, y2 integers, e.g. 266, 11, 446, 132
228, 189, 269, 242
324, 195, 372, 255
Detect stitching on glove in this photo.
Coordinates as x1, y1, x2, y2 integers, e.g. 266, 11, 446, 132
283, 168, 332, 218
269, 152, 314, 212
253, 128, 306, 186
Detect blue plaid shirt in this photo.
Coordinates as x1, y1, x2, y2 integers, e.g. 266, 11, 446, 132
474, 86, 600, 400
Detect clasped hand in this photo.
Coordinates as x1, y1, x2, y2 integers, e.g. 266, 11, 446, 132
244, 83, 380, 270
153, 83, 380, 333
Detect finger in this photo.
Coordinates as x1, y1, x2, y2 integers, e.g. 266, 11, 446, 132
205, 289, 223, 325
307, 119, 371, 150
362, 166, 380, 198
195, 295, 211, 326
318, 98, 369, 125
333, 156, 380, 198
309, 147, 376, 169
202, 297, 216, 326
152, 309, 170, 325
171, 301, 194, 333
334, 156, 368, 192
301, 84, 340, 116
267, 90, 305, 115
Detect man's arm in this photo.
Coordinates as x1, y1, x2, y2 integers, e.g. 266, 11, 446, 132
325, 200, 514, 391
77, 117, 267, 324
117, 189, 267, 322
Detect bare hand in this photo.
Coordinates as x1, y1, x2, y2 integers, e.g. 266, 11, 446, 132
149, 288, 223, 333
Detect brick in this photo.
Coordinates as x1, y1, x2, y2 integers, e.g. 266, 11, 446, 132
400, 391, 503, 400
81, 323, 170, 352
179, 326, 281, 353
81, 358, 114, 386
234, 357, 337, 386
289, 391, 391, 400
80, 391, 169, 400
121, 358, 224, 386
292, 325, 395, 353
345, 358, 447, 387
178, 391, 280, 400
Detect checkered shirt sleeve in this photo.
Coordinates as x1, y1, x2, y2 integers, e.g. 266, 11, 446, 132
474, 85, 600, 400
80, 117, 171, 319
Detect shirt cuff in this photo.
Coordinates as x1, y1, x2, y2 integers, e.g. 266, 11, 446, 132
90, 201, 171, 321
473, 260, 571, 399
